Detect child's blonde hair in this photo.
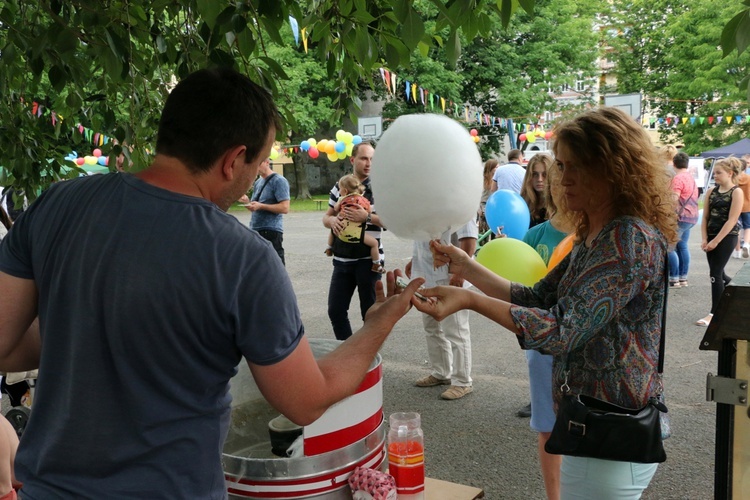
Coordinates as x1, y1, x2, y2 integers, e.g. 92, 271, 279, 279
338, 174, 364, 195
714, 157, 743, 183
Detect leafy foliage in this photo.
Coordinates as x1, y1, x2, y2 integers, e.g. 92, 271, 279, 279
0, 0, 534, 198
459, 0, 601, 156
608, 0, 750, 154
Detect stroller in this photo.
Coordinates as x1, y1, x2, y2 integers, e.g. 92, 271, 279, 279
1, 370, 36, 438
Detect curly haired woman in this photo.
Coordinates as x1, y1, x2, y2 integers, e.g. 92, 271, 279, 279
410, 107, 677, 499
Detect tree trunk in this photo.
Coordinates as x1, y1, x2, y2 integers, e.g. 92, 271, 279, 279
292, 152, 312, 200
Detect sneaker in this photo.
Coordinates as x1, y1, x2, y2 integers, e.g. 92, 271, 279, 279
669, 280, 682, 288
743, 245, 749, 259
415, 375, 451, 387
679, 279, 688, 287
440, 385, 473, 400
732, 250, 742, 259
516, 403, 532, 418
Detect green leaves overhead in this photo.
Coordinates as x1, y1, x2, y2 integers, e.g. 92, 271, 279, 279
0, 0, 533, 197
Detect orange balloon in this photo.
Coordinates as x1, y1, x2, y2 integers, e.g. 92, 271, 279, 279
548, 234, 574, 271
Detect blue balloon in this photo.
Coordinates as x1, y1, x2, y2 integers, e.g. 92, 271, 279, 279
97, 156, 107, 166
335, 140, 346, 153
352, 135, 363, 145
485, 189, 531, 240
300, 140, 310, 151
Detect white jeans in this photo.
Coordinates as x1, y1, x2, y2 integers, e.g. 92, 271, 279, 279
421, 309, 472, 386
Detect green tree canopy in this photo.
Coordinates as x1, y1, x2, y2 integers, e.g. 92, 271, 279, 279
0, 0, 535, 198
608, 0, 750, 154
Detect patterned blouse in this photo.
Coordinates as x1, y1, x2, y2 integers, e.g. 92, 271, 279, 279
509, 216, 667, 409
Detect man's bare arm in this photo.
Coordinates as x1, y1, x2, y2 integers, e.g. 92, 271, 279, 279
0, 272, 41, 372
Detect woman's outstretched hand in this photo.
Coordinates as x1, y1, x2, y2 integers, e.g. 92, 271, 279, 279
410, 285, 471, 322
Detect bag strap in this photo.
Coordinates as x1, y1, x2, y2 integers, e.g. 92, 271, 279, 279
657, 255, 667, 374
675, 176, 696, 219
252, 173, 277, 202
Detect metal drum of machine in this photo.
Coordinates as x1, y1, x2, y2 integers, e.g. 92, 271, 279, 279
223, 339, 385, 499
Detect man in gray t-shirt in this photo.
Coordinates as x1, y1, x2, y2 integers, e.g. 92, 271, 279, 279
239, 157, 290, 265
0, 68, 421, 499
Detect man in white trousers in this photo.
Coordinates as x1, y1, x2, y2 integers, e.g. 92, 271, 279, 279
406, 219, 478, 400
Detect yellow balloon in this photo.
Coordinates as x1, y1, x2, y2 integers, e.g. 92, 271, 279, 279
327, 152, 338, 162
84, 156, 97, 165
308, 138, 317, 147
527, 133, 537, 143
269, 149, 279, 160
344, 132, 354, 143
335, 129, 346, 141
475, 238, 548, 286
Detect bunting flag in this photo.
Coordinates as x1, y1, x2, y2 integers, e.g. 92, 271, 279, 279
411, 83, 417, 103
301, 28, 308, 53
404, 81, 410, 102
440, 97, 445, 113
391, 72, 397, 95
288, 16, 299, 46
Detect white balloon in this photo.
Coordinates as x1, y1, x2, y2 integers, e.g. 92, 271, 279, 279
371, 114, 483, 240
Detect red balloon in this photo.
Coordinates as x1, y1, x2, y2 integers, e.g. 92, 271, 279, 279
470, 128, 478, 137
75, 158, 85, 165
544, 131, 553, 140
519, 133, 527, 142
308, 147, 320, 159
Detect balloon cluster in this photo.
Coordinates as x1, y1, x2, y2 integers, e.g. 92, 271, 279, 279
299, 130, 363, 162
66, 149, 109, 166
519, 128, 553, 144
470, 128, 480, 144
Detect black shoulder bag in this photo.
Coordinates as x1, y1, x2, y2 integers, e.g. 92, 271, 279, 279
544, 258, 670, 464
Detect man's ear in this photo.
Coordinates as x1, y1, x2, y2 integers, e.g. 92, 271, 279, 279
221, 145, 248, 180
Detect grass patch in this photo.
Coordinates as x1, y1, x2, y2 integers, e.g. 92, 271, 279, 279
229, 194, 330, 213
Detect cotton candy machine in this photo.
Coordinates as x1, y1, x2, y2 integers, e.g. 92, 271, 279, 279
223, 339, 386, 499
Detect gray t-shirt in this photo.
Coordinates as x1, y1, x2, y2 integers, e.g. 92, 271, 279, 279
0, 173, 304, 499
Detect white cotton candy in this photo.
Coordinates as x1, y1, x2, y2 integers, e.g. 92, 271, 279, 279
370, 114, 483, 241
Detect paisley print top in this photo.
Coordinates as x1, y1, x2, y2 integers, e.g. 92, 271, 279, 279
509, 216, 667, 409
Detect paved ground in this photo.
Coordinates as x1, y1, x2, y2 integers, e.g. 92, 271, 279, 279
254, 210, 742, 500
6, 209, 745, 499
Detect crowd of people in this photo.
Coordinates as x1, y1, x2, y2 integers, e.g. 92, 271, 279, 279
0, 65, 748, 499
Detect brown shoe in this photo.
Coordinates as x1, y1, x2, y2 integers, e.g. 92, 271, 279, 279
440, 385, 473, 400
415, 375, 451, 387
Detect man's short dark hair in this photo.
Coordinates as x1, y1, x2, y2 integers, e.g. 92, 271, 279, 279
352, 139, 376, 157
156, 68, 282, 173
673, 152, 690, 169
508, 149, 523, 162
